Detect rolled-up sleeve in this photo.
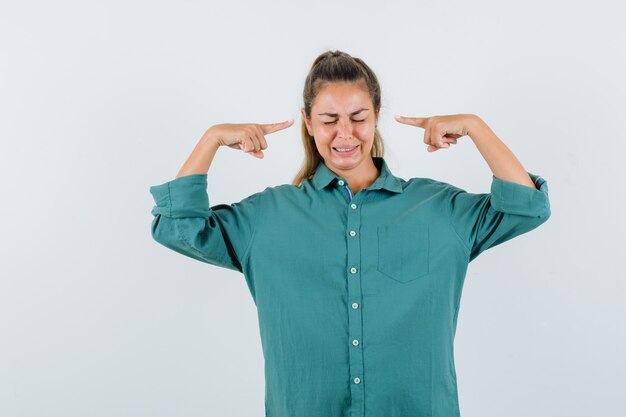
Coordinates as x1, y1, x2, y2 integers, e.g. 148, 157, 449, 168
447, 172, 551, 262
149, 174, 262, 272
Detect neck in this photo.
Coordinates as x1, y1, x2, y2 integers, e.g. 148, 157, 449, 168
333, 157, 380, 195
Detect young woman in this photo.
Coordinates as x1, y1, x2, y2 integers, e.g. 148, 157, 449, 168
149, 50, 551, 417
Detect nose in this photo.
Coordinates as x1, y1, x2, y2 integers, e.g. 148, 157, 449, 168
337, 118, 354, 139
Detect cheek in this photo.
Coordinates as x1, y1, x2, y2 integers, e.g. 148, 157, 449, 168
356, 124, 375, 139
316, 129, 335, 143
313, 136, 333, 151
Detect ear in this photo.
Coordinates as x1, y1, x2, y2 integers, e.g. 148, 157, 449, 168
301, 108, 313, 136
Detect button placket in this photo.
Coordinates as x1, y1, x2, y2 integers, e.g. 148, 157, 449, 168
342, 181, 365, 410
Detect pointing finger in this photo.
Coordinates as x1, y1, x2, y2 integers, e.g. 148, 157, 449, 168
259, 119, 295, 135
394, 115, 428, 128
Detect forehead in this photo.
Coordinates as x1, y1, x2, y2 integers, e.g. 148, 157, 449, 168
313, 82, 371, 112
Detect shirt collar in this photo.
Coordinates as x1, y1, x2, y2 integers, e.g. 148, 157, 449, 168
311, 156, 403, 194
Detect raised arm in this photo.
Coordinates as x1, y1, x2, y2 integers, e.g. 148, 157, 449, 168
176, 119, 294, 178
394, 113, 551, 262
466, 115, 537, 189
149, 120, 293, 271
175, 127, 221, 178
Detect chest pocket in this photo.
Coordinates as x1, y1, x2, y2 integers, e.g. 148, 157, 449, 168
377, 222, 430, 283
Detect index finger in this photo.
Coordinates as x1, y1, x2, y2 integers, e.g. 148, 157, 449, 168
394, 115, 428, 128
259, 119, 295, 134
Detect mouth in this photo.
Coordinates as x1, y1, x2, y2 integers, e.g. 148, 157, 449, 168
332, 144, 359, 155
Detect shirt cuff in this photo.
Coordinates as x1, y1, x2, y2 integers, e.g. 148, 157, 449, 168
490, 171, 550, 217
149, 174, 211, 218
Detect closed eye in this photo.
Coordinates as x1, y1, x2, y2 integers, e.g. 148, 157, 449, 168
323, 119, 366, 125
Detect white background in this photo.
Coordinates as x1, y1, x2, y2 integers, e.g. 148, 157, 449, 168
1, 1, 624, 416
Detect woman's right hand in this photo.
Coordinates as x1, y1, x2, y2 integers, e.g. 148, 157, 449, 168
207, 119, 295, 159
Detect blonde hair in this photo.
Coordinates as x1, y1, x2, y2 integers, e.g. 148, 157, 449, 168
292, 50, 386, 186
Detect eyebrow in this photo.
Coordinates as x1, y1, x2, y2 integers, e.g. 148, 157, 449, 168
317, 108, 370, 117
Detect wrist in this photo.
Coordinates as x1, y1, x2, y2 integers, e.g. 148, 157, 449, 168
200, 126, 222, 149
466, 114, 484, 136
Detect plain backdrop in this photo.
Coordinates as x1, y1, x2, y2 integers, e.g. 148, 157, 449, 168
1, 1, 624, 416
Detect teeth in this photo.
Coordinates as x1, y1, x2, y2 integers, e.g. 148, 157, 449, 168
335, 146, 356, 151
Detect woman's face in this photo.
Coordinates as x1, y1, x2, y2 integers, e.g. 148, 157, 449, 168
302, 81, 379, 175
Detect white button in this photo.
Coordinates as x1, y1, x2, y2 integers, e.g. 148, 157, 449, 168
351, 203, 357, 209
350, 267, 357, 274
352, 302, 359, 309
352, 339, 359, 346
349, 230, 356, 237
338, 180, 345, 186
353, 377, 361, 384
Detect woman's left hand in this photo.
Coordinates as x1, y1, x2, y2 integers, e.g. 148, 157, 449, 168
394, 113, 477, 152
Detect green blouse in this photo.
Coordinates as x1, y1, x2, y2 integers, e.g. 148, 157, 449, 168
149, 156, 551, 417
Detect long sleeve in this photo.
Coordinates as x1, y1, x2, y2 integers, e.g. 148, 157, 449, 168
149, 174, 262, 273
446, 172, 551, 262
